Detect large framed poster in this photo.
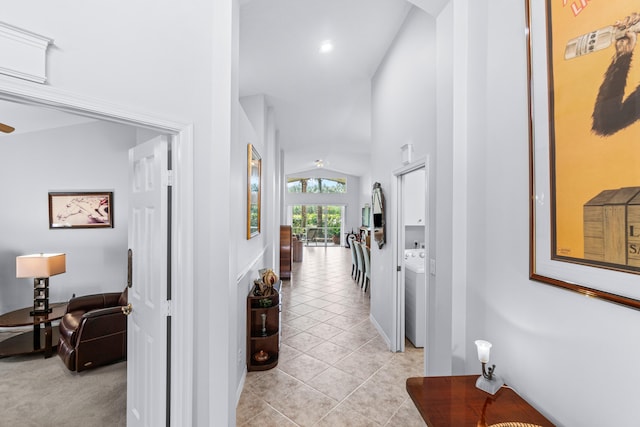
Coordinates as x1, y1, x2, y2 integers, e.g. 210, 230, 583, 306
528, 0, 640, 309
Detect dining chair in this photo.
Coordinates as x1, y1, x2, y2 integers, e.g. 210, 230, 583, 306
306, 228, 319, 246
349, 240, 358, 279
363, 245, 371, 292
354, 240, 365, 287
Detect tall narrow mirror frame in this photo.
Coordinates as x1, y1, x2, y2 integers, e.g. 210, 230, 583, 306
247, 144, 261, 239
372, 182, 385, 249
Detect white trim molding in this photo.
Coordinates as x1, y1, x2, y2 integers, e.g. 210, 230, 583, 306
236, 247, 268, 284
0, 22, 53, 84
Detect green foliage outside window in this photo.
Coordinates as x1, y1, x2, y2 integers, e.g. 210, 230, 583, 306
291, 205, 342, 239
287, 177, 347, 193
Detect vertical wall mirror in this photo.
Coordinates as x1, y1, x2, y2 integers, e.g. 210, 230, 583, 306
372, 182, 385, 248
247, 144, 262, 239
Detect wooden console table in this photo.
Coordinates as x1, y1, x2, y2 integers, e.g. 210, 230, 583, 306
406, 375, 554, 426
0, 302, 67, 359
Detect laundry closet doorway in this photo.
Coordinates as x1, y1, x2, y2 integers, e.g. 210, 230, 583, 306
393, 159, 428, 356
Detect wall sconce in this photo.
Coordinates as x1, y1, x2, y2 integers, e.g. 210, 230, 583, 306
16, 253, 66, 316
401, 144, 413, 165
474, 339, 504, 395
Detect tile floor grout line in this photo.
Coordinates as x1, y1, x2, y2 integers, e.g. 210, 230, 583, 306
291, 334, 400, 425
238, 247, 423, 426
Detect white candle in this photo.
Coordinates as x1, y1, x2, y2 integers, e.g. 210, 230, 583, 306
475, 340, 492, 363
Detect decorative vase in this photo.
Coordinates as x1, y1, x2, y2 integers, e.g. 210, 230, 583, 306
261, 313, 267, 336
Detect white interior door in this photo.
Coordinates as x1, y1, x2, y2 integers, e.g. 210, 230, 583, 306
396, 174, 406, 353
127, 135, 169, 426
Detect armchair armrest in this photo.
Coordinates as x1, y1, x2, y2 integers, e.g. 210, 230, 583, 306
67, 292, 122, 313
77, 306, 127, 343
82, 306, 125, 319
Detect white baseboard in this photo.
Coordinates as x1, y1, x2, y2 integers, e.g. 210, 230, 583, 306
369, 313, 391, 351
236, 367, 247, 407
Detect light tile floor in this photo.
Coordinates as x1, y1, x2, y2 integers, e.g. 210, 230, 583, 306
237, 246, 425, 426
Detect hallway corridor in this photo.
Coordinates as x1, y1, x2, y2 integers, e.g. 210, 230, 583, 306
237, 246, 425, 426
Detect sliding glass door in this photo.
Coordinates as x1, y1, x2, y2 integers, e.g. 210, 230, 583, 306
289, 205, 344, 246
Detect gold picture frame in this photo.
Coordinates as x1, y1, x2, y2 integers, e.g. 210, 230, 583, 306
247, 144, 261, 239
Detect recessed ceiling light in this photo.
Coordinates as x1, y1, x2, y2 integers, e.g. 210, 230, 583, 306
319, 40, 334, 54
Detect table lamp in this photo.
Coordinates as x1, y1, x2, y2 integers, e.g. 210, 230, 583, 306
16, 253, 66, 315
474, 339, 504, 395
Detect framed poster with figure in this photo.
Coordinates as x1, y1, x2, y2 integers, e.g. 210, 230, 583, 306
527, 0, 640, 309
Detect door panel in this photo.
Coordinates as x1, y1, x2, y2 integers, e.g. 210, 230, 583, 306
127, 136, 169, 426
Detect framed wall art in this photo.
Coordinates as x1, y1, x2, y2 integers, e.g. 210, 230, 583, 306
527, 0, 640, 309
49, 192, 114, 229
247, 144, 261, 239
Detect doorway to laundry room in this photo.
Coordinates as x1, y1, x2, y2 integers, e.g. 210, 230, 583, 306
394, 162, 428, 354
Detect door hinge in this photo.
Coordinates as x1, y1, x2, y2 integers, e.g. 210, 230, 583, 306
127, 249, 133, 288
165, 170, 174, 187
162, 300, 173, 317
397, 265, 402, 272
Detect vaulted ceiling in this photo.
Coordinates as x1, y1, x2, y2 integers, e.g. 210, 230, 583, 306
239, 0, 412, 176
0, 0, 421, 179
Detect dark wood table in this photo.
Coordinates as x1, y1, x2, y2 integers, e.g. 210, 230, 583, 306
406, 375, 555, 426
0, 302, 67, 359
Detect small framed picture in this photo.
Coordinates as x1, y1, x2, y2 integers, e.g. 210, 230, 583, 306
49, 192, 113, 229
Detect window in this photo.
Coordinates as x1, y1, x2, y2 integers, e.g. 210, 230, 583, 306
287, 177, 347, 193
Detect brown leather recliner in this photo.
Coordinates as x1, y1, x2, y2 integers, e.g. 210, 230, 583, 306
58, 288, 128, 372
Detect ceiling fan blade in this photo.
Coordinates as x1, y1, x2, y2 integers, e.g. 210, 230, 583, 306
0, 123, 15, 134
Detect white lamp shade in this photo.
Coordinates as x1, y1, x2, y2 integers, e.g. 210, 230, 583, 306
16, 253, 66, 278
475, 340, 492, 363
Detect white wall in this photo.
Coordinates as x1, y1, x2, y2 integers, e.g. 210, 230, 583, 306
387, 0, 640, 424
239, 95, 279, 270
370, 6, 437, 349
236, 99, 266, 273
373, 1, 640, 424
234, 96, 278, 403
439, 0, 464, 376
2, 1, 236, 424
10, 0, 639, 425
359, 170, 373, 217
463, 1, 640, 425
0, 121, 135, 314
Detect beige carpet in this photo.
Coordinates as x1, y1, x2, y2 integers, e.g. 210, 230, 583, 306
0, 333, 126, 427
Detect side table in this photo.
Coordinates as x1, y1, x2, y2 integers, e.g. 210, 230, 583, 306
0, 302, 67, 359
406, 375, 555, 426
